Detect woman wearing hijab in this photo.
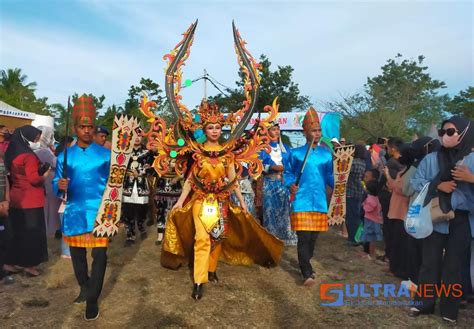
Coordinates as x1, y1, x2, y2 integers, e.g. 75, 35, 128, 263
3, 125, 49, 277
399, 138, 440, 284
34, 126, 61, 237
409, 116, 474, 324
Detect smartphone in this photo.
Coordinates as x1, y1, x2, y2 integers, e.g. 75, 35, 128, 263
38, 162, 51, 176
377, 137, 387, 145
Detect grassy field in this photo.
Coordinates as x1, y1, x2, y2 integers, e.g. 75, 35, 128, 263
1, 228, 472, 328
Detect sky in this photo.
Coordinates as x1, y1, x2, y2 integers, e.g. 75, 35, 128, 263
1, 0, 472, 114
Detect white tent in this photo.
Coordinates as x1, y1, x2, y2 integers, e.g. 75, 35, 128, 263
0, 100, 54, 129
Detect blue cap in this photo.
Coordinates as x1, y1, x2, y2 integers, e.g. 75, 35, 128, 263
96, 125, 110, 135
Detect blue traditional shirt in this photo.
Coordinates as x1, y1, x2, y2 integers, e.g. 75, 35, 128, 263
410, 152, 474, 236
259, 141, 290, 174
284, 143, 334, 213
52, 143, 110, 236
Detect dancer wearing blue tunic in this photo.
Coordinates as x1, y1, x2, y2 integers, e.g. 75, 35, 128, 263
52, 95, 110, 321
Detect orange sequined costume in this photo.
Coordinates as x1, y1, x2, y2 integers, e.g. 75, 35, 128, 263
141, 21, 284, 284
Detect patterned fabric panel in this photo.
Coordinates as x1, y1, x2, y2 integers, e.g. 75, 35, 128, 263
290, 211, 328, 232
64, 233, 109, 248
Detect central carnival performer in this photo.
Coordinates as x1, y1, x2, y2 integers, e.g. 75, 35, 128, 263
140, 21, 284, 300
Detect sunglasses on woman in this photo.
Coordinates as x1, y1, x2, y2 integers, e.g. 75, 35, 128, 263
438, 128, 459, 137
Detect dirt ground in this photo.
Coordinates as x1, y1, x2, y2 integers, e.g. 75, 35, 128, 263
1, 227, 473, 328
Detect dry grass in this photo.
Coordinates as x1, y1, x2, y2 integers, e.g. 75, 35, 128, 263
22, 297, 50, 308
1, 228, 473, 328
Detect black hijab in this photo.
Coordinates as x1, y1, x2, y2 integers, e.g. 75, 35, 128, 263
4, 125, 41, 172
426, 116, 474, 211
411, 136, 441, 167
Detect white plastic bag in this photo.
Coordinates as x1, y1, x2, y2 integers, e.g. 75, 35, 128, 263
405, 183, 433, 239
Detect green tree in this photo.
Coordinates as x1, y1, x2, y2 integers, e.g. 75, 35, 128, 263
210, 55, 311, 113
446, 86, 474, 120
331, 54, 448, 141
48, 103, 68, 137
0, 68, 50, 115
96, 104, 124, 132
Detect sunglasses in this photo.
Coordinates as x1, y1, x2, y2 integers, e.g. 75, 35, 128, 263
438, 128, 459, 137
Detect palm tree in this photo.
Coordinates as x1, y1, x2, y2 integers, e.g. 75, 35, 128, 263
0, 68, 41, 111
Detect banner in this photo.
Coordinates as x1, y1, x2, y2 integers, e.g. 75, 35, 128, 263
233, 111, 341, 137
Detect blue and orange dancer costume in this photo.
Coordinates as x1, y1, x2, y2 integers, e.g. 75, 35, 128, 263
53, 95, 110, 320
284, 107, 334, 286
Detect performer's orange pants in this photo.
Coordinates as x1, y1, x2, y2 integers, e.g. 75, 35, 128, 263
193, 202, 221, 284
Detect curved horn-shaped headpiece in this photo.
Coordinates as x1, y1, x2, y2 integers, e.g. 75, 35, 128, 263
227, 20, 261, 140
163, 20, 261, 141
164, 20, 198, 130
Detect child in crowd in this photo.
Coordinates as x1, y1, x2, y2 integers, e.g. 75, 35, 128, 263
361, 180, 383, 260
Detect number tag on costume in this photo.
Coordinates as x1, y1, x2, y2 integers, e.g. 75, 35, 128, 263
200, 195, 220, 233
203, 205, 217, 216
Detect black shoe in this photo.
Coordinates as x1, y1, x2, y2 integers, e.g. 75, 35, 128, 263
155, 240, 162, 246
408, 307, 421, 317
192, 284, 203, 300
73, 288, 87, 304
84, 301, 100, 321
208, 271, 219, 283
54, 230, 62, 239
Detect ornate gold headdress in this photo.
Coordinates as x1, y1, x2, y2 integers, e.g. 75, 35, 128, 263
141, 20, 278, 179
197, 100, 226, 127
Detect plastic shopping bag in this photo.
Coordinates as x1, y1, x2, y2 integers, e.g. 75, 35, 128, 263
405, 183, 433, 239
354, 222, 364, 243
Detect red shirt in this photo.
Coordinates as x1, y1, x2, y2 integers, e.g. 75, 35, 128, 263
9, 153, 45, 209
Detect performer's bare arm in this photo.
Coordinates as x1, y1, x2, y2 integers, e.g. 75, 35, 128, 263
173, 178, 192, 209
228, 164, 248, 213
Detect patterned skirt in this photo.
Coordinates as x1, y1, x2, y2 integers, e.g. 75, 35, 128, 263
290, 211, 328, 232
64, 233, 109, 248
263, 176, 297, 245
